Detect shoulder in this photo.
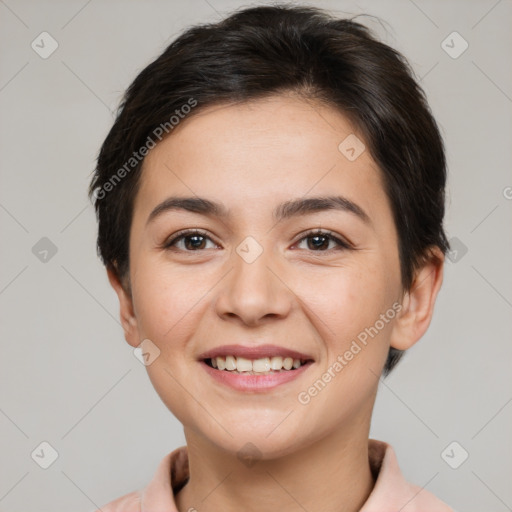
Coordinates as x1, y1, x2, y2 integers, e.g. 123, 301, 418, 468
362, 439, 455, 512
93, 490, 142, 512
397, 480, 455, 512
92, 445, 188, 512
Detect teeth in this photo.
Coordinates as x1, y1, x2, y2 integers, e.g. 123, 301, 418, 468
270, 356, 283, 370
209, 355, 306, 373
252, 357, 270, 372
236, 357, 253, 372
225, 355, 237, 371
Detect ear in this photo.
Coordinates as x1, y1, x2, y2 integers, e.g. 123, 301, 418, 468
390, 247, 445, 351
107, 266, 140, 348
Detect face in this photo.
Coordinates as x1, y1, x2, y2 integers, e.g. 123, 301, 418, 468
116, 95, 411, 458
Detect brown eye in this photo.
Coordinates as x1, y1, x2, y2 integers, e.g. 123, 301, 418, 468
164, 230, 217, 251
182, 234, 207, 250
306, 234, 330, 250
294, 230, 351, 251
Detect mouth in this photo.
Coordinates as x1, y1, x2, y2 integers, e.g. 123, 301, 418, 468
198, 344, 314, 391
204, 355, 312, 374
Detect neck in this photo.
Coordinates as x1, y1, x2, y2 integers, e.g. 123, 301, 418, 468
175, 422, 375, 512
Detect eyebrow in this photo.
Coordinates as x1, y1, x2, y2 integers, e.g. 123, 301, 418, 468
146, 195, 371, 226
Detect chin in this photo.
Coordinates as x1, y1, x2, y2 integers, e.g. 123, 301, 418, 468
190, 418, 311, 461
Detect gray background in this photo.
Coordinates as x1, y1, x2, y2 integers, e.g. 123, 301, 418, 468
0, 0, 511, 511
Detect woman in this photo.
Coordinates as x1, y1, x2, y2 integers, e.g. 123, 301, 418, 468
89, 4, 453, 511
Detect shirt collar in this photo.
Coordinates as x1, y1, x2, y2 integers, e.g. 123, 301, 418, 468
138, 438, 452, 511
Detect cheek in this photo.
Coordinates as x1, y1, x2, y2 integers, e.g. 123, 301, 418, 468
293, 266, 394, 420
293, 262, 391, 346
131, 260, 210, 347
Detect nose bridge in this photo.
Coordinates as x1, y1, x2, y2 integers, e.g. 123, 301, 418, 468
215, 236, 291, 324
234, 238, 274, 288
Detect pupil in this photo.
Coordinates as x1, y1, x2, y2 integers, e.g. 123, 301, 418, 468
309, 235, 327, 250
186, 235, 204, 250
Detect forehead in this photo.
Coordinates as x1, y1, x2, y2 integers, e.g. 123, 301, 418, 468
133, 95, 387, 223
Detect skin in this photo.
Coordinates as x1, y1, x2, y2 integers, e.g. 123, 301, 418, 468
108, 94, 444, 512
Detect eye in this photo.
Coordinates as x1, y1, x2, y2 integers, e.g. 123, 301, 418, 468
293, 229, 352, 251
162, 229, 218, 251
162, 228, 351, 253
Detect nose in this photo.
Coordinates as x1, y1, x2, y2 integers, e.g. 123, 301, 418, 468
214, 241, 293, 326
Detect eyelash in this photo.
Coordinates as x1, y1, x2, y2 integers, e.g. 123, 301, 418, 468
162, 229, 352, 253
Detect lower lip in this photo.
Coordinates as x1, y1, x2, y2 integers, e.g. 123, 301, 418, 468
200, 360, 313, 392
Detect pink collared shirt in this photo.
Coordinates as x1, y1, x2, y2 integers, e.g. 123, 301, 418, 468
96, 439, 454, 511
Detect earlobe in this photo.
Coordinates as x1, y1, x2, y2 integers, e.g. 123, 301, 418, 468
106, 266, 140, 348
390, 248, 445, 351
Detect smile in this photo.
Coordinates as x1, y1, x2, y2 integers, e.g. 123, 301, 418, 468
198, 344, 315, 391
205, 355, 308, 374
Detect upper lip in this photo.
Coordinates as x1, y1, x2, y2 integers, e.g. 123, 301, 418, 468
198, 344, 314, 361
